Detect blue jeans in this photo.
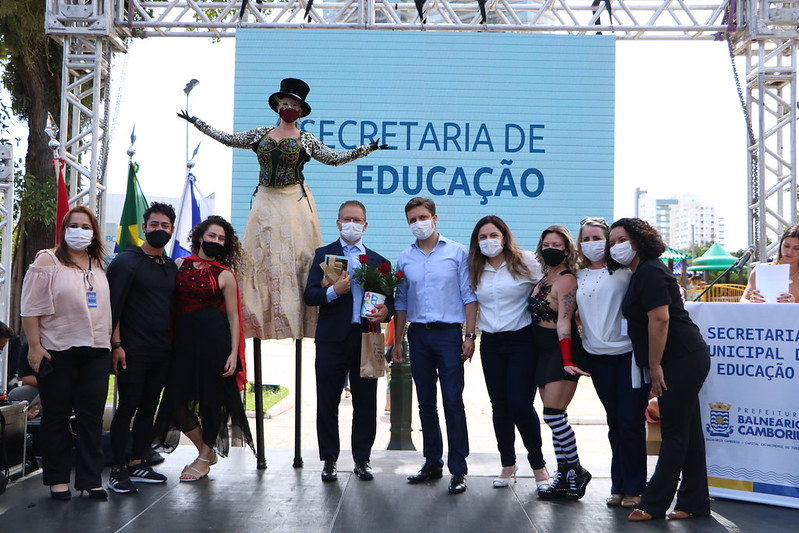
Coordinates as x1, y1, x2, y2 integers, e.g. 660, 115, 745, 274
407, 325, 469, 475
481, 326, 545, 469
590, 352, 650, 495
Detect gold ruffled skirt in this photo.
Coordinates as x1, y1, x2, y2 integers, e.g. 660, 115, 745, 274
240, 184, 320, 339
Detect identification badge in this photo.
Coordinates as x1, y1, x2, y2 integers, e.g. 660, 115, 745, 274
620, 318, 628, 336
87, 291, 97, 308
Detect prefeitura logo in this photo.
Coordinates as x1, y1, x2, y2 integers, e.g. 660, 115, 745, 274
706, 402, 734, 437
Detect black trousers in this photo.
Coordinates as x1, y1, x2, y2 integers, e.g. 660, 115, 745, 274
37, 346, 110, 489
590, 352, 650, 495
109, 349, 170, 465
640, 348, 711, 517
480, 326, 545, 470
315, 325, 377, 463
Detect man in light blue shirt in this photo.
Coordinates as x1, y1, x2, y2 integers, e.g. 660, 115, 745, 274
391, 197, 477, 495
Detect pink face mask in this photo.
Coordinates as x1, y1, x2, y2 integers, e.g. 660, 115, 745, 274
279, 108, 301, 123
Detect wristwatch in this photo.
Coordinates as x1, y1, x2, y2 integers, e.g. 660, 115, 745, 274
465, 333, 477, 340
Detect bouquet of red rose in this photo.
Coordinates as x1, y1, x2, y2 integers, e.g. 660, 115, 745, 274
352, 254, 404, 296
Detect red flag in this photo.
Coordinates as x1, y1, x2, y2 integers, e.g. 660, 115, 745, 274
55, 158, 68, 244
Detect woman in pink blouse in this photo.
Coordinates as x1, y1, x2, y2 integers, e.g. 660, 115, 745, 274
21, 205, 112, 501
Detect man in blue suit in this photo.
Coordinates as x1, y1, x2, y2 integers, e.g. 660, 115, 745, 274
304, 200, 393, 482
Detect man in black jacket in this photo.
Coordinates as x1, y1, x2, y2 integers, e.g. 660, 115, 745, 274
304, 200, 393, 482
106, 202, 178, 494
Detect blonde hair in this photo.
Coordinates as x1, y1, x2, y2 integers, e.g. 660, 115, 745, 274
535, 225, 577, 273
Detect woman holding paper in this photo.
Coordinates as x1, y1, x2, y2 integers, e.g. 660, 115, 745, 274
607, 218, 710, 522
740, 225, 799, 303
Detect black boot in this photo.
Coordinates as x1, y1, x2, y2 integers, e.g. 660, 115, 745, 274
537, 462, 569, 499
565, 463, 592, 500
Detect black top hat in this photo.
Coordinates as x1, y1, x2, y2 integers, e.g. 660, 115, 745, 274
268, 78, 312, 117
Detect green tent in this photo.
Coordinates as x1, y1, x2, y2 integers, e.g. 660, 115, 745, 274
688, 243, 743, 272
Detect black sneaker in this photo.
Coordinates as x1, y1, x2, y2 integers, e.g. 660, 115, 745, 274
107, 467, 138, 494
537, 463, 568, 499
128, 463, 168, 484
565, 465, 592, 500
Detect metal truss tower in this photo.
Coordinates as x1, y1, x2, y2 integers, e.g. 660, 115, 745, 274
34, 0, 799, 263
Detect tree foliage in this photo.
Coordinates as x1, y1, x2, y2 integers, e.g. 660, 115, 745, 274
0, 0, 63, 332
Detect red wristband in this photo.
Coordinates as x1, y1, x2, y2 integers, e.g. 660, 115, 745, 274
559, 337, 574, 367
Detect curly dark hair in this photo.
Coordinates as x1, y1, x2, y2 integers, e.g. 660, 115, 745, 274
608, 217, 665, 272
190, 215, 243, 270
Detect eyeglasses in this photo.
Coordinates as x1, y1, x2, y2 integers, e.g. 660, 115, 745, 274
580, 217, 608, 228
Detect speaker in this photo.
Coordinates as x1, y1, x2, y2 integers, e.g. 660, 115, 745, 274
0, 403, 28, 482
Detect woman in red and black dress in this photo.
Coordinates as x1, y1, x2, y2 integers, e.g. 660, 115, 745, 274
154, 216, 253, 481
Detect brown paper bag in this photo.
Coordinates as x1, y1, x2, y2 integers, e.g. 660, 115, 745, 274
360, 331, 386, 378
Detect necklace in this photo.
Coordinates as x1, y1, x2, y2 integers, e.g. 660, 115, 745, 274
578, 268, 606, 299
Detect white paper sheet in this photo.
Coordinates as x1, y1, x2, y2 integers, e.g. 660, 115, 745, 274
755, 263, 789, 302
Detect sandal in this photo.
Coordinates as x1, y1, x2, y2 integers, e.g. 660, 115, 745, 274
180, 457, 211, 482
621, 495, 641, 508
628, 509, 654, 521
533, 468, 551, 491
606, 494, 623, 506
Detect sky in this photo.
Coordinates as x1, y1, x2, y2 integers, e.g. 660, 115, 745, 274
2, 36, 750, 250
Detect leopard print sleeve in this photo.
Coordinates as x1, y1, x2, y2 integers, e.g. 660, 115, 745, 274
193, 119, 271, 149
301, 131, 376, 167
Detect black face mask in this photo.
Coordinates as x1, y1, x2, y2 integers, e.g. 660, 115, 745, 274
201, 240, 225, 259
541, 247, 566, 267
145, 229, 171, 249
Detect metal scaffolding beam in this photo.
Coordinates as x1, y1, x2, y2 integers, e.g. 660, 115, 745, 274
0, 143, 13, 326
0, 143, 13, 396
106, 0, 737, 39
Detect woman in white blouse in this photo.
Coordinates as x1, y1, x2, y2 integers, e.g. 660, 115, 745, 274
21, 206, 112, 501
467, 215, 550, 489
575, 217, 649, 508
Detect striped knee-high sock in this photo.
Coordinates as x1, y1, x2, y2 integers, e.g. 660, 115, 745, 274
543, 407, 579, 465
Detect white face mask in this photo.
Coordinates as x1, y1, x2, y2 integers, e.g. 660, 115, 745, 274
610, 240, 636, 266
581, 240, 606, 263
339, 222, 365, 243
410, 220, 435, 241
64, 227, 93, 251
479, 238, 503, 258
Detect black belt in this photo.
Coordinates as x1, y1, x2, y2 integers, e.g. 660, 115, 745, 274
411, 322, 462, 330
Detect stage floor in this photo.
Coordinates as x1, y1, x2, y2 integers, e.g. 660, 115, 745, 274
0, 446, 795, 532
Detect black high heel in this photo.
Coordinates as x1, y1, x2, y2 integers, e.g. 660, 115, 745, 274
80, 488, 108, 500
50, 488, 72, 501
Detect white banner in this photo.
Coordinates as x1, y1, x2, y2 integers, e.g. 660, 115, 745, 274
687, 302, 799, 509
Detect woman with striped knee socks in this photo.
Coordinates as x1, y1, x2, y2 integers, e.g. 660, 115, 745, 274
528, 226, 592, 500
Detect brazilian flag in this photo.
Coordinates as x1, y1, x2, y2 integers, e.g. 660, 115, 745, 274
115, 161, 148, 253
